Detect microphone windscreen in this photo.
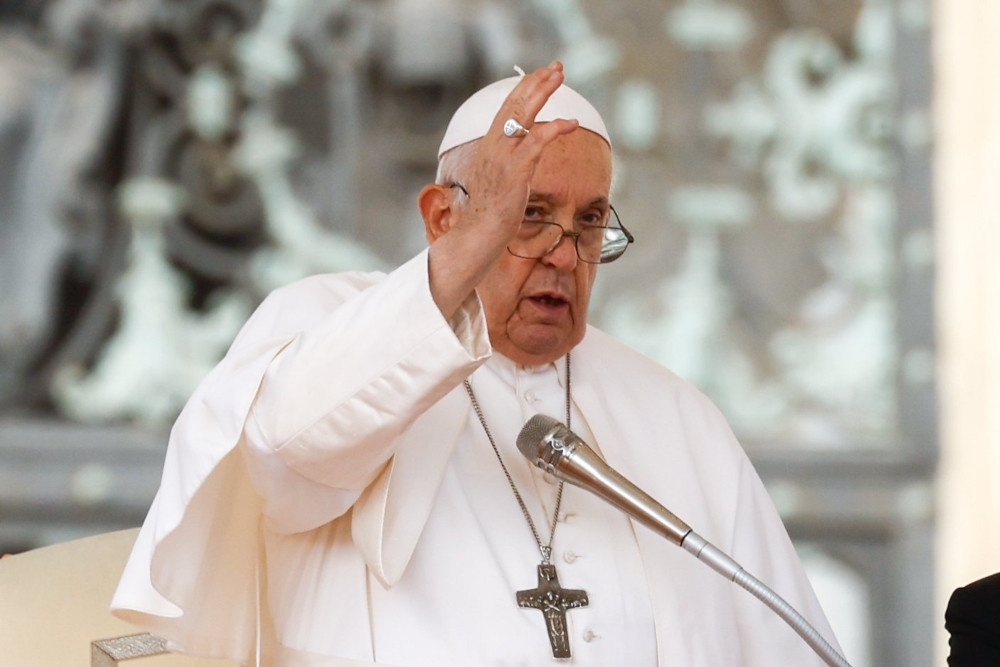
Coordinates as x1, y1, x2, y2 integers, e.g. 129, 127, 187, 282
516, 414, 562, 459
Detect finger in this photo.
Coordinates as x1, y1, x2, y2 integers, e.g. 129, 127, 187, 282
509, 118, 580, 161
487, 62, 564, 138
514, 62, 565, 126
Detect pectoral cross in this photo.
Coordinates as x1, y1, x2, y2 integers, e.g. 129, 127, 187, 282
517, 563, 589, 659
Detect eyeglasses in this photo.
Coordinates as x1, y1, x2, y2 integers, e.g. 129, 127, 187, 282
448, 183, 634, 264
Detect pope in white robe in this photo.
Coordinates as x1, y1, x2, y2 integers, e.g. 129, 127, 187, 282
112, 63, 843, 666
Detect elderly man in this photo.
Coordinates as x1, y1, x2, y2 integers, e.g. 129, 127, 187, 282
113, 63, 840, 665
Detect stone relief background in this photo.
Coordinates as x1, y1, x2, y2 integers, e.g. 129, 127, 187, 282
0, 1, 937, 665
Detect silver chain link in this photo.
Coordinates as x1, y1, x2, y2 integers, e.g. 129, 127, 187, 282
464, 352, 571, 565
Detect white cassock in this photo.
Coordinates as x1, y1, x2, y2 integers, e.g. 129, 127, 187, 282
112, 250, 841, 666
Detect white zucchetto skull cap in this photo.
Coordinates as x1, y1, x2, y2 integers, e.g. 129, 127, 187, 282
437, 70, 611, 158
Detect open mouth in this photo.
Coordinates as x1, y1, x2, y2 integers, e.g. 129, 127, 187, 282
529, 294, 568, 308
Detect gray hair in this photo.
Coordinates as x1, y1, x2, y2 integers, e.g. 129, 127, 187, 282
435, 141, 479, 186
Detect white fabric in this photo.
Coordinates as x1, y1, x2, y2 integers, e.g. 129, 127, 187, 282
112, 248, 840, 666
353, 354, 658, 665
437, 73, 611, 157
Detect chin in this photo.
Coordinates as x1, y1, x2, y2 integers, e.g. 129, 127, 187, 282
498, 338, 578, 367
489, 319, 585, 365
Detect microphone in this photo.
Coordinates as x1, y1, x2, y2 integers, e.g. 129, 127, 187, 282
516, 414, 852, 667
516, 414, 693, 546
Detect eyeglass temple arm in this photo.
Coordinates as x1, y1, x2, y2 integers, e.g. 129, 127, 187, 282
609, 206, 635, 243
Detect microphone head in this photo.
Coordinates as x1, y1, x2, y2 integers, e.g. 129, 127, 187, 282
517, 414, 574, 472
516, 414, 562, 460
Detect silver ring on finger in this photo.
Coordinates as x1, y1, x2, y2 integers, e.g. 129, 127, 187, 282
503, 118, 530, 138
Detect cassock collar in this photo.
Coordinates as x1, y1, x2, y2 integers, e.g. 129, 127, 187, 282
483, 352, 566, 391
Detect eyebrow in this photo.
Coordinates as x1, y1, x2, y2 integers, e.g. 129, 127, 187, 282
527, 192, 610, 208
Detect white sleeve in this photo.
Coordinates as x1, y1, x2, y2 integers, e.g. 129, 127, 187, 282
112, 250, 489, 660
238, 249, 490, 533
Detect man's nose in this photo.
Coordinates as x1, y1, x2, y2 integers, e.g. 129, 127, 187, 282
543, 231, 579, 270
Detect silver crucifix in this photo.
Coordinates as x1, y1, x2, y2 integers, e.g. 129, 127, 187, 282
516, 563, 589, 658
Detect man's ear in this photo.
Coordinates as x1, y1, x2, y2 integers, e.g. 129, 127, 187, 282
418, 184, 453, 243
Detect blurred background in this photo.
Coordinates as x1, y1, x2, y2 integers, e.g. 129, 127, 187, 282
0, 0, 996, 665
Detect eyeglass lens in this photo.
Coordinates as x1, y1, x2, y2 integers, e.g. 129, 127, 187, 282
509, 223, 628, 263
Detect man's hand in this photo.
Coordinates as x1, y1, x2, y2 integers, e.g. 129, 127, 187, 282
457, 62, 580, 249
422, 62, 580, 319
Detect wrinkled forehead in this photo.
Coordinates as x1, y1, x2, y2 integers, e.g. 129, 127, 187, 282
437, 74, 611, 158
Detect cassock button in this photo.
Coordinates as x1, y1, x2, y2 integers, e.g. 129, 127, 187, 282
542, 472, 558, 485
563, 551, 579, 564
524, 390, 539, 404
583, 629, 599, 642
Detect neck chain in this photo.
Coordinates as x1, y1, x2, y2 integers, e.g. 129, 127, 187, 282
464, 352, 589, 659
